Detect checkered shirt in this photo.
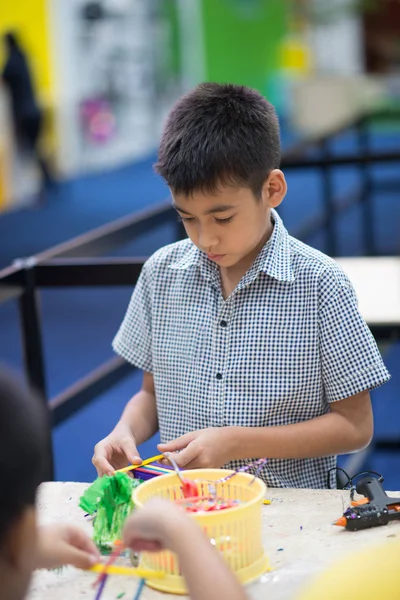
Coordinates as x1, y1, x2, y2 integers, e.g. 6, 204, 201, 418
113, 209, 390, 489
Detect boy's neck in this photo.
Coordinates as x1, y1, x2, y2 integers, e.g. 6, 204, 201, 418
219, 218, 274, 299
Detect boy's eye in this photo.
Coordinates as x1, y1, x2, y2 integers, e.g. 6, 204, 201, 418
215, 216, 233, 224
177, 215, 234, 224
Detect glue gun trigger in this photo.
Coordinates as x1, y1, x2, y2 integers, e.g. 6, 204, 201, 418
351, 498, 369, 507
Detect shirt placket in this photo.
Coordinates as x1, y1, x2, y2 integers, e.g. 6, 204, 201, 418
210, 294, 234, 427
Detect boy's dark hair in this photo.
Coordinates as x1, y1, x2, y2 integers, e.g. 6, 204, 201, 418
0, 369, 48, 551
155, 82, 281, 198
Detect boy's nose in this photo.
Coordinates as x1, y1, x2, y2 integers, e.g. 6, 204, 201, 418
198, 228, 219, 250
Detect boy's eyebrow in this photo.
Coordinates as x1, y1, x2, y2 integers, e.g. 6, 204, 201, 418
172, 203, 236, 215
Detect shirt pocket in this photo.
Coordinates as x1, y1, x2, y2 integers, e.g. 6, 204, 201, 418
153, 320, 204, 370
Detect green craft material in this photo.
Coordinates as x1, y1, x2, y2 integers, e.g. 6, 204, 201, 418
79, 473, 142, 553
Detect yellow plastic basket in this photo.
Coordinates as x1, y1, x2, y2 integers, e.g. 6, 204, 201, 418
132, 468, 270, 594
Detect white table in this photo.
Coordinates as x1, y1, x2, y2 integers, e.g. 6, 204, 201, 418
335, 257, 400, 327
28, 482, 400, 600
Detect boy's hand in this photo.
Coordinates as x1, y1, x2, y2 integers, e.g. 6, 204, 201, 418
92, 423, 142, 475
122, 499, 188, 554
36, 524, 100, 570
123, 498, 248, 600
158, 427, 233, 469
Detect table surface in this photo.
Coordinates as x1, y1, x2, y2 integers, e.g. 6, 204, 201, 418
335, 257, 400, 325
28, 482, 400, 600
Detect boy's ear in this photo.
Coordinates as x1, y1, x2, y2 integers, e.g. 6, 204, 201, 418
261, 169, 287, 209
4, 507, 37, 569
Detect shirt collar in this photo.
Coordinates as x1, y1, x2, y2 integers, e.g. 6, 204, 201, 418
169, 242, 200, 271
169, 242, 218, 284
169, 208, 294, 284
254, 208, 294, 283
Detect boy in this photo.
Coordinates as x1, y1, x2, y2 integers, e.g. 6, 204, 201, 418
93, 83, 390, 488
0, 369, 99, 600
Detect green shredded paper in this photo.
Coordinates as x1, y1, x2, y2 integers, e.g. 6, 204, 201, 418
79, 472, 142, 553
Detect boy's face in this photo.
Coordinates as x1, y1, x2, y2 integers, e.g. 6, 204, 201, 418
172, 170, 286, 270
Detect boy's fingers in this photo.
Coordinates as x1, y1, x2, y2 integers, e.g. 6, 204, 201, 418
129, 540, 163, 553
120, 438, 142, 465
171, 442, 199, 469
92, 454, 114, 476
123, 529, 162, 553
63, 544, 98, 570
67, 527, 100, 558
122, 520, 134, 546
159, 433, 194, 453
122, 518, 142, 548
92, 443, 115, 475
123, 518, 164, 554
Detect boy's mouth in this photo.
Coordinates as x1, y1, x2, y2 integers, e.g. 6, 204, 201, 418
207, 253, 226, 262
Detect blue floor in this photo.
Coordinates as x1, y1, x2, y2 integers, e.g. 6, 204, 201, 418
0, 130, 399, 486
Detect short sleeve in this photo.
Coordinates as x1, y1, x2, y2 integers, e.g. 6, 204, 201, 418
319, 278, 390, 402
112, 262, 153, 372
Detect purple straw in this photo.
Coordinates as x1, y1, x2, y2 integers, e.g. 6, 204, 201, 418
94, 574, 108, 600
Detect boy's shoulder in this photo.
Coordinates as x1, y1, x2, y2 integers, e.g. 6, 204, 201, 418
288, 235, 352, 290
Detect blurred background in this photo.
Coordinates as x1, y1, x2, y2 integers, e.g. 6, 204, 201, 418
0, 0, 399, 486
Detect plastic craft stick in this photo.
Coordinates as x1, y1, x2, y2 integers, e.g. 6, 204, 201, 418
135, 465, 171, 475
114, 455, 165, 474
133, 578, 146, 600
138, 464, 172, 473
133, 467, 164, 477
89, 564, 165, 578
94, 574, 108, 600
93, 541, 122, 588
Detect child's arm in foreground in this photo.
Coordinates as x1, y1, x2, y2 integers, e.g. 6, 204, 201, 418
35, 524, 100, 570
159, 390, 373, 468
123, 499, 248, 600
92, 371, 158, 475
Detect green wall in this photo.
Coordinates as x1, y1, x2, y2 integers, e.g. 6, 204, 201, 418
200, 0, 288, 95
163, 0, 182, 79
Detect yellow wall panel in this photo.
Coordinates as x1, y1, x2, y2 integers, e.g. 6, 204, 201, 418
0, 1, 56, 207
0, 0, 53, 101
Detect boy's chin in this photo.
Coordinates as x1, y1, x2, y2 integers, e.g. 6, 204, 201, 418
219, 254, 248, 267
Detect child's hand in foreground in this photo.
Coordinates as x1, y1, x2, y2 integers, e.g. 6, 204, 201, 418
122, 498, 188, 554
123, 499, 248, 600
36, 523, 100, 570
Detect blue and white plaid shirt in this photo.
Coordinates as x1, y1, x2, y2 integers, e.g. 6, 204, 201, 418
113, 209, 390, 488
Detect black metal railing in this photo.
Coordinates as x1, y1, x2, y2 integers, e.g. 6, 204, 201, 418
0, 203, 183, 400
1, 106, 400, 479
0, 204, 183, 478
285, 108, 400, 256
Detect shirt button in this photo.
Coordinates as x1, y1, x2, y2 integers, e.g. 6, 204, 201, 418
220, 320, 227, 327
216, 373, 223, 380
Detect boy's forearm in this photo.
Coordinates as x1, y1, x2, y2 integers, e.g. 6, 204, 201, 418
170, 521, 247, 600
227, 411, 370, 461
116, 390, 158, 445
